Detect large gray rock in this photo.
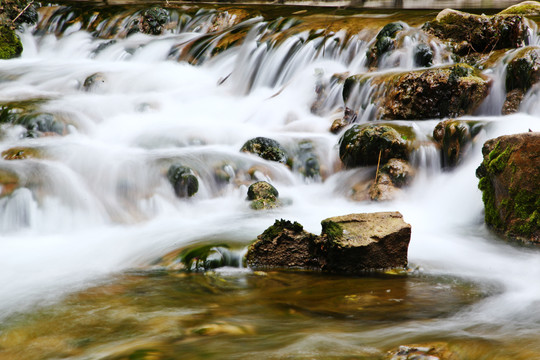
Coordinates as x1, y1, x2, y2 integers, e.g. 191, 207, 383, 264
319, 212, 411, 272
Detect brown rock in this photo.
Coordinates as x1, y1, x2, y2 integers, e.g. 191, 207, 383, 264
476, 132, 540, 244
502, 88, 525, 115
433, 119, 485, 168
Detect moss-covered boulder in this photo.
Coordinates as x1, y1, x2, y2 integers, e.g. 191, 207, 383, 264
369, 158, 415, 201
339, 124, 411, 168
366, 22, 405, 68
167, 164, 199, 198
499, 1, 540, 16
247, 181, 279, 210
319, 212, 411, 272
422, 9, 528, 55
344, 64, 490, 121
476, 132, 540, 244
0, 25, 23, 59
506, 47, 540, 92
246, 219, 319, 269
240, 136, 287, 163
433, 119, 485, 168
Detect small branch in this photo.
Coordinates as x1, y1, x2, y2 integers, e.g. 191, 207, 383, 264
11, 0, 34, 25
375, 149, 382, 181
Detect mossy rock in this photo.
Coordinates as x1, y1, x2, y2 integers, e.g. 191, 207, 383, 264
167, 164, 199, 198
366, 22, 405, 68
0, 25, 23, 60
344, 64, 490, 120
433, 119, 485, 168
139, 7, 169, 35
499, 1, 540, 16
422, 9, 528, 55
247, 181, 279, 210
476, 133, 540, 244
338, 124, 411, 168
240, 136, 287, 164
505, 46, 540, 92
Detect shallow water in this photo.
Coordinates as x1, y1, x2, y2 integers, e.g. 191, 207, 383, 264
1, 4, 540, 359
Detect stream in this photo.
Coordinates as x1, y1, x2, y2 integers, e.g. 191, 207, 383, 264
1, 3, 540, 359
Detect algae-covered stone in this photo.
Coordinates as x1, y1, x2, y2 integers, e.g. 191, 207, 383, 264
0, 25, 23, 60
339, 124, 410, 168
247, 181, 279, 210
240, 137, 287, 163
167, 164, 199, 198
433, 119, 484, 168
422, 9, 528, 55
476, 133, 540, 244
499, 1, 540, 16
246, 219, 319, 269
319, 212, 411, 272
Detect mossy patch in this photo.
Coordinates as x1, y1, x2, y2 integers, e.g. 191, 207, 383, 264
0, 25, 23, 59
261, 219, 303, 240
320, 220, 343, 242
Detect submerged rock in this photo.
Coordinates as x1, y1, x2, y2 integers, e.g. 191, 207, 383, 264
386, 343, 459, 360
413, 43, 434, 67
247, 212, 411, 273
0, 25, 23, 59
476, 132, 540, 244
344, 64, 490, 120
247, 181, 279, 210
167, 164, 199, 198
433, 119, 484, 168
246, 219, 319, 269
422, 9, 528, 55
319, 212, 411, 272
339, 124, 410, 168
292, 140, 321, 179
240, 137, 287, 163
83, 73, 106, 92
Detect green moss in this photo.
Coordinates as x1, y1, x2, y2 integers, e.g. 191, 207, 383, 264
320, 220, 343, 242
0, 25, 23, 60
478, 176, 503, 229
486, 142, 513, 173
261, 219, 303, 239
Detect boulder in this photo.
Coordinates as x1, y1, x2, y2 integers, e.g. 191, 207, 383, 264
0, 25, 23, 59
476, 132, 540, 244
369, 158, 415, 201
167, 164, 199, 198
240, 136, 287, 163
343, 64, 490, 120
247, 181, 279, 210
319, 212, 411, 272
339, 124, 411, 168
433, 119, 485, 168
246, 219, 319, 269
246, 212, 412, 273
505, 47, 540, 92
499, 1, 540, 16
422, 9, 528, 55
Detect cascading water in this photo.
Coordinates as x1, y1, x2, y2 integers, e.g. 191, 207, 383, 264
1, 4, 540, 359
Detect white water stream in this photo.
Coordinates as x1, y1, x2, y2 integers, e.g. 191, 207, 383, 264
1, 6, 540, 352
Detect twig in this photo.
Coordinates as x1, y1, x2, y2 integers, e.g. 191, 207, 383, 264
11, 0, 34, 25
375, 149, 382, 180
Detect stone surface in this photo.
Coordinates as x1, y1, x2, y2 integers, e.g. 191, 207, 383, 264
366, 22, 405, 68
247, 181, 280, 210
422, 9, 528, 55
499, 1, 540, 15
167, 164, 199, 198
319, 212, 411, 272
369, 158, 415, 201
240, 136, 287, 163
0, 25, 23, 59
505, 46, 540, 92
476, 132, 540, 244
246, 219, 319, 269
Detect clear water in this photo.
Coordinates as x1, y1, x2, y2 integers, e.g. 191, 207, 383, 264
1, 5, 540, 359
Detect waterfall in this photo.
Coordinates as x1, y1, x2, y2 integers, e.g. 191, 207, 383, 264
1, 4, 540, 358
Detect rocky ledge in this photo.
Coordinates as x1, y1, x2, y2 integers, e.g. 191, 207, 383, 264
246, 211, 411, 273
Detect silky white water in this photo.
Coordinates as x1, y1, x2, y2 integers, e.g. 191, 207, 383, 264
1, 6, 540, 357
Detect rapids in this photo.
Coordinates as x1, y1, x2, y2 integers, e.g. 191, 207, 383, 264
1, 4, 540, 359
